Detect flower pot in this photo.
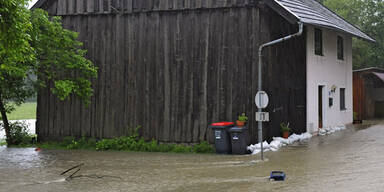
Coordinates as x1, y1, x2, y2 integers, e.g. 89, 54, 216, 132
236, 120, 245, 127
282, 131, 289, 139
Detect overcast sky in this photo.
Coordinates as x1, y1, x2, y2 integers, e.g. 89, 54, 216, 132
28, 0, 38, 9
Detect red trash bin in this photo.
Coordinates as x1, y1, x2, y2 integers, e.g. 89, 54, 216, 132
210, 122, 234, 154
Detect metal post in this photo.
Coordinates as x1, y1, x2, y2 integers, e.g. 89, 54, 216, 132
257, 22, 303, 161
258, 47, 264, 161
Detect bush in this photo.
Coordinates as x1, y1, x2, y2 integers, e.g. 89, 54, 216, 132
94, 137, 212, 153
4, 124, 214, 154
0, 121, 36, 145
193, 141, 214, 153
67, 136, 96, 150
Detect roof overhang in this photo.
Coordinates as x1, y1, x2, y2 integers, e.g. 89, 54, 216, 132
372, 72, 384, 84
31, 0, 46, 9
354, 68, 384, 85
262, 0, 300, 24
354, 67, 384, 73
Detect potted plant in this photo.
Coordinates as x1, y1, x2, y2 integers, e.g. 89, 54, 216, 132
280, 122, 290, 139
236, 113, 248, 127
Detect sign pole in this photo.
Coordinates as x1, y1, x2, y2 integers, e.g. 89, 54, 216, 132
259, 98, 263, 161
258, 49, 264, 161
255, 91, 269, 161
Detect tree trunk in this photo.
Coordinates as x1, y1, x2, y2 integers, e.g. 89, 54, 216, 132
0, 91, 12, 146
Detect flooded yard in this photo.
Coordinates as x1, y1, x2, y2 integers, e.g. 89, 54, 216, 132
1, 121, 384, 192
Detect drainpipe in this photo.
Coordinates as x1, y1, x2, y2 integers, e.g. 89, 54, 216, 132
258, 21, 303, 161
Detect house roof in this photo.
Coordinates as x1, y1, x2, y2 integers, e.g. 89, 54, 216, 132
354, 67, 384, 84
372, 72, 384, 83
274, 0, 375, 42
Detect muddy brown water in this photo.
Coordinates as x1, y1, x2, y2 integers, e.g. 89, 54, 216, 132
1, 121, 384, 192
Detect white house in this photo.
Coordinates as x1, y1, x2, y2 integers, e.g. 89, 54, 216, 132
273, 0, 375, 133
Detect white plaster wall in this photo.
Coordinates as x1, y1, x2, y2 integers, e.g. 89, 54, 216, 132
306, 26, 353, 133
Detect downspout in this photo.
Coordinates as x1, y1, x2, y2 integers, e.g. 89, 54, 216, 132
257, 21, 303, 160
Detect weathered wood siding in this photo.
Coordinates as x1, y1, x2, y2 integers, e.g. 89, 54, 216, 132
353, 69, 384, 120
353, 72, 364, 121
37, 0, 307, 143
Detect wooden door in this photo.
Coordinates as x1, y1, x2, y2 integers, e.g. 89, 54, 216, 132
318, 86, 323, 128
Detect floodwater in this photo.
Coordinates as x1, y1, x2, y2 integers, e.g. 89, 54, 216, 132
1, 121, 384, 192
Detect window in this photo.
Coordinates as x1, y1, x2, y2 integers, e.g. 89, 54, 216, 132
315, 28, 323, 56
337, 36, 344, 60
340, 88, 346, 110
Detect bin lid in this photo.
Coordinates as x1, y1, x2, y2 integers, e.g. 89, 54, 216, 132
229, 126, 248, 132
211, 122, 234, 126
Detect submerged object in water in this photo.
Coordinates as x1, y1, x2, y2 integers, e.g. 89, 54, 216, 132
269, 171, 286, 181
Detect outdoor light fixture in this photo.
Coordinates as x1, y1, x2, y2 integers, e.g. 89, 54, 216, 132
331, 85, 337, 93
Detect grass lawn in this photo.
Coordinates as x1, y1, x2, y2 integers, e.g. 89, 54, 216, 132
7, 102, 37, 120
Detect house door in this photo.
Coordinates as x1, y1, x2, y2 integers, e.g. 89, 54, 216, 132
318, 86, 324, 128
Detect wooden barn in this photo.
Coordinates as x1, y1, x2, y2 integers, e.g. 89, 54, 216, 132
33, 0, 374, 143
353, 68, 384, 121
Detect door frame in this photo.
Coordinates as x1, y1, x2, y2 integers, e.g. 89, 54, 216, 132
318, 85, 326, 129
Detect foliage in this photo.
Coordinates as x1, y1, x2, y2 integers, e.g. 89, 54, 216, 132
22, 126, 215, 153
192, 141, 215, 153
8, 136, 214, 153
95, 137, 213, 153
280, 122, 290, 132
0, 2, 97, 145
66, 136, 97, 150
0, 121, 36, 145
0, 0, 35, 113
29, 9, 97, 103
238, 113, 248, 122
323, 0, 384, 69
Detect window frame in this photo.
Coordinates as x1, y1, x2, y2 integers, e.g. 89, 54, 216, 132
340, 88, 346, 111
337, 35, 344, 60
314, 28, 323, 56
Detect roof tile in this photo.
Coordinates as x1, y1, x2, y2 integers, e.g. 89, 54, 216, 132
277, 0, 375, 42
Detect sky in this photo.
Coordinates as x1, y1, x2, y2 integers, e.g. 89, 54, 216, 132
28, 0, 38, 9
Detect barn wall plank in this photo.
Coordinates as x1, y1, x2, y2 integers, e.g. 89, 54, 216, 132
38, 3, 307, 144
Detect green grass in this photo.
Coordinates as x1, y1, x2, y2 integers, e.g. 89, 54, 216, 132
7, 102, 37, 120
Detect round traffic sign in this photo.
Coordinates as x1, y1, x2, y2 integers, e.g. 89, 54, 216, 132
255, 91, 269, 109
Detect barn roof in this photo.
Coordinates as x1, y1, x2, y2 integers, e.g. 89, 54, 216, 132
354, 68, 384, 85
272, 0, 375, 42
32, 0, 375, 42
354, 67, 384, 73
31, 0, 47, 9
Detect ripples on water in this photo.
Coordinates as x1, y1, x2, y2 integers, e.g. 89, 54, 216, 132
1, 121, 384, 192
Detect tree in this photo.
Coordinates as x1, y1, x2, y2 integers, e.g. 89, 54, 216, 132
0, 1, 97, 146
324, 0, 384, 69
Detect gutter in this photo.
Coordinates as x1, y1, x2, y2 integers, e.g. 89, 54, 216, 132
257, 21, 304, 160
